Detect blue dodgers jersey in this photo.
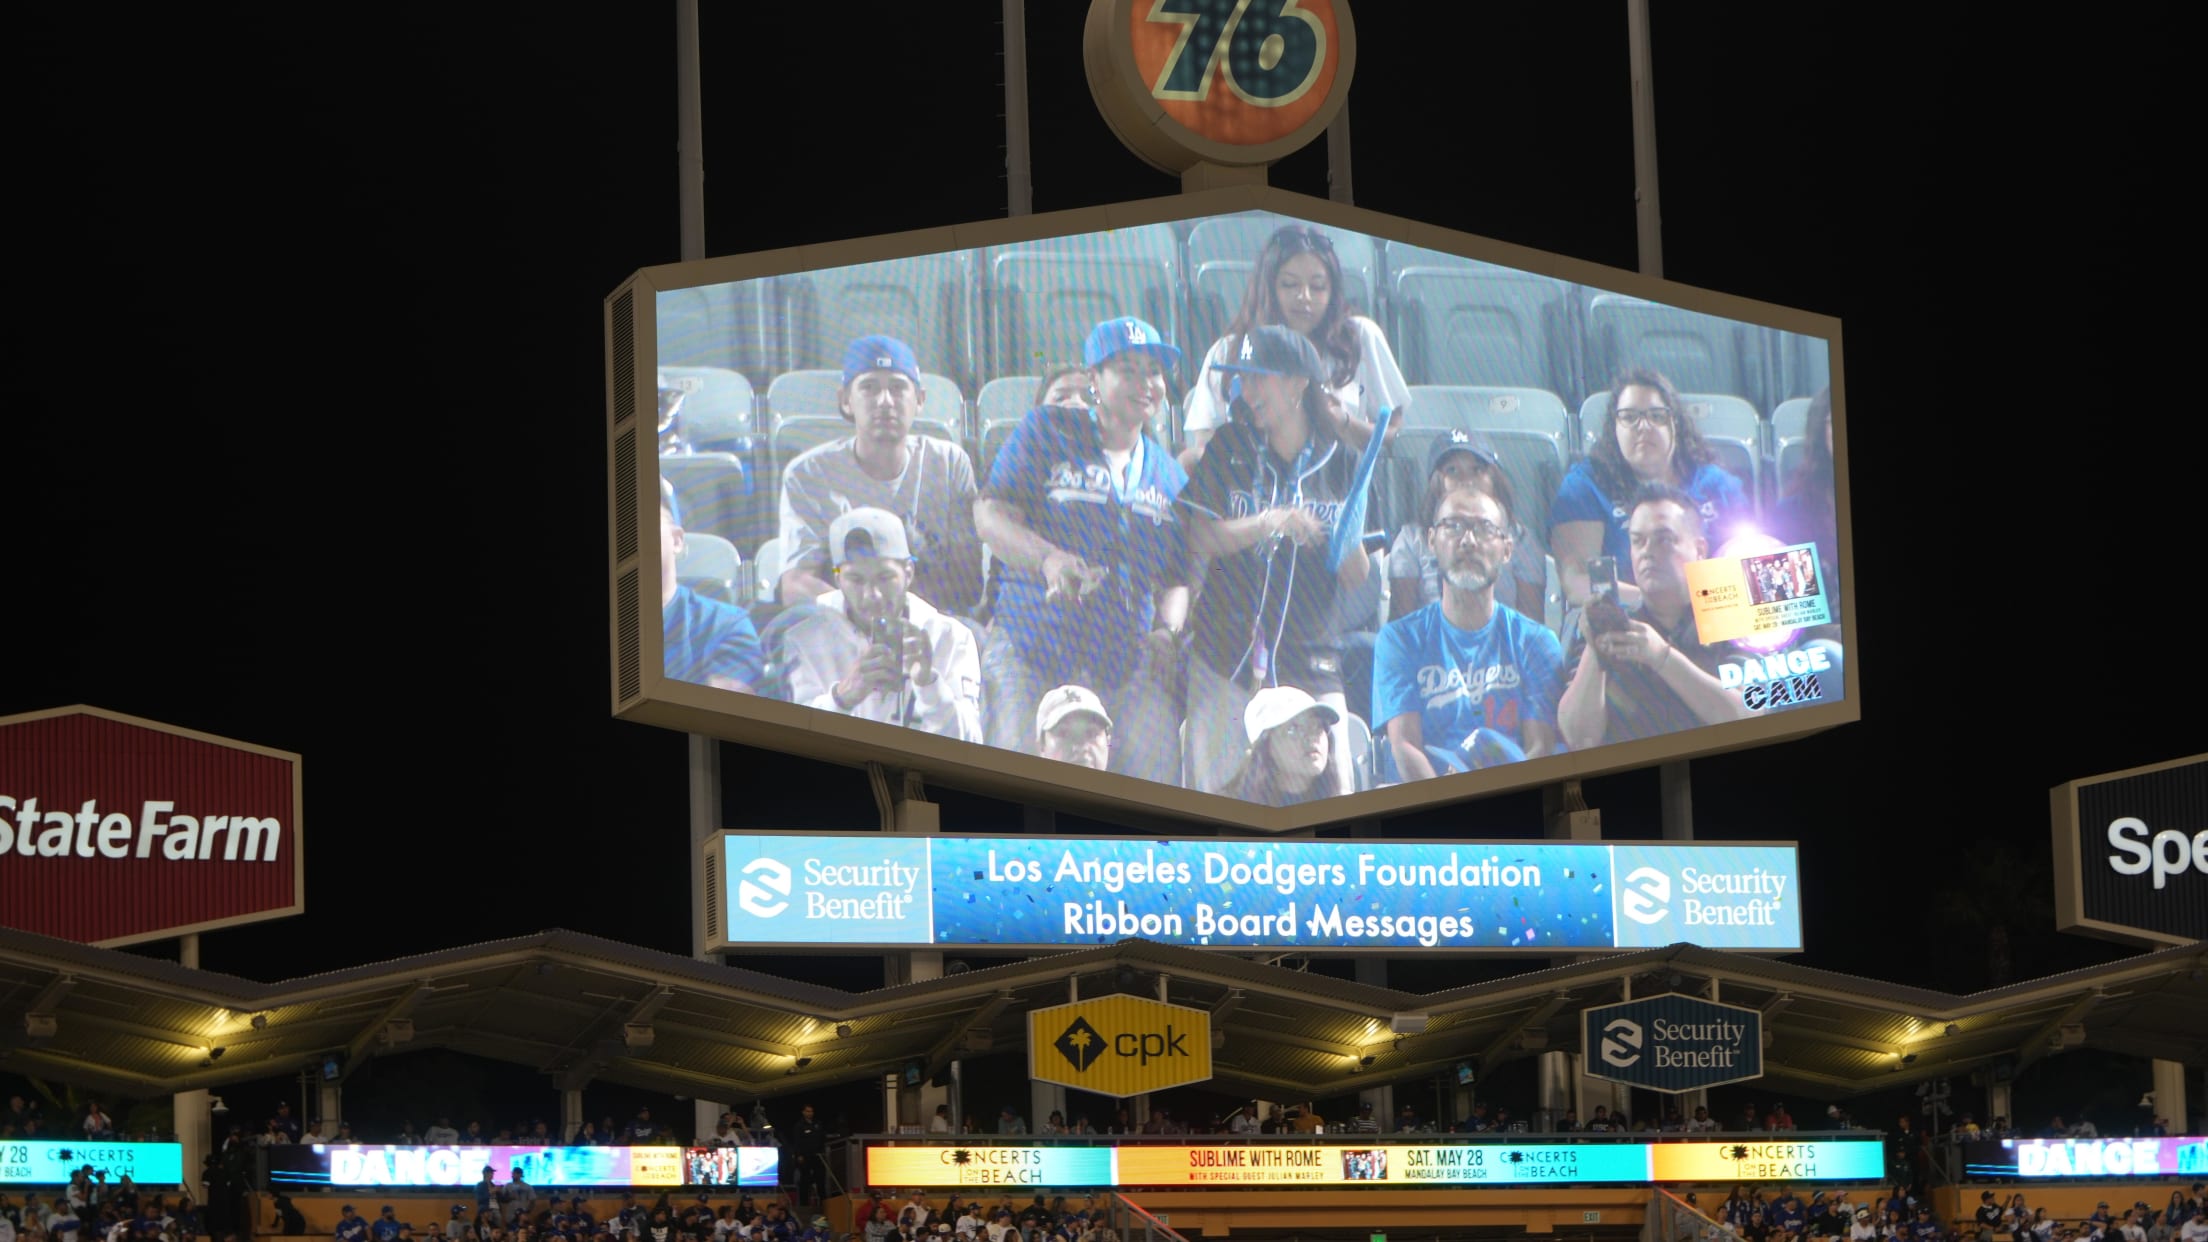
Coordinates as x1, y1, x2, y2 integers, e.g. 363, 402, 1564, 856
984, 405, 1186, 685
1550, 460, 1748, 584
1372, 601, 1563, 752
663, 586, 765, 687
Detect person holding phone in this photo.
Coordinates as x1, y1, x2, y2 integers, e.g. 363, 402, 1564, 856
778, 508, 981, 741
1557, 483, 1753, 749
1551, 367, 1748, 608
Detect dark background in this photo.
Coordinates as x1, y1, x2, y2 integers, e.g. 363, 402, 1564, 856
8, 5, 2191, 1133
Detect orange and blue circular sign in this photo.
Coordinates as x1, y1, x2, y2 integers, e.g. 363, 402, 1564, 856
1085, 0, 1356, 172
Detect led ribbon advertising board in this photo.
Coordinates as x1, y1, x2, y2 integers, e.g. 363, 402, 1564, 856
863, 1138, 1884, 1189
1962, 1136, 2208, 1180
710, 833, 1801, 953
264, 1146, 778, 1189
0, 1141, 185, 1186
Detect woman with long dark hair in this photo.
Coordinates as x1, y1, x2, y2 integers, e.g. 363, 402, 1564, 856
1179, 224, 1410, 471
1551, 367, 1748, 607
1229, 686, 1347, 805
1771, 385, 1837, 591
1179, 326, 1370, 798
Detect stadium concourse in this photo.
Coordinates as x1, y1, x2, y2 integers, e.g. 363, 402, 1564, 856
4, 926, 2205, 1241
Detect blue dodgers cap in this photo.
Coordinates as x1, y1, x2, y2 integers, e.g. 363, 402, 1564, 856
1212, 324, 1327, 383
841, 335, 923, 386
1081, 316, 1182, 371
1426, 426, 1502, 477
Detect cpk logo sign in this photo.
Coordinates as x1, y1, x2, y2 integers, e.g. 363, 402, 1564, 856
737, 857, 791, 919
0, 706, 303, 947
1583, 994, 1762, 1094
1599, 1018, 1644, 1068
1028, 995, 1212, 1098
1085, 0, 1356, 172
1621, 867, 1671, 925
2054, 754, 2208, 947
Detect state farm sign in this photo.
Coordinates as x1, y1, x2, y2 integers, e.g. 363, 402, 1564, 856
0, 705, 302, 946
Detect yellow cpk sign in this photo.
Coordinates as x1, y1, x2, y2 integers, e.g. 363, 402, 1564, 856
1028, 994, 1213, 1097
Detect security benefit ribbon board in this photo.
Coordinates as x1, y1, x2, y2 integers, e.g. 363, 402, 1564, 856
709, 833, 1803, 954
1582, 993, 1763, 1093
862, 1137, 1885, 1189
1029, 994, 1213, 1097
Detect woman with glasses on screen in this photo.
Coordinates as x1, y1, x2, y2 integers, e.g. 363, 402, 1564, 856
1178, 224, 1411, 472
1550, 367, 1748, 608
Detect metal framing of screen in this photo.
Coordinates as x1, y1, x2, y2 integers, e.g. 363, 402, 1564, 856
606, 185, 1854, 832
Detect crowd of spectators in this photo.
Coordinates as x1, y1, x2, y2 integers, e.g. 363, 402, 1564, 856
0, 1175, 203, 1242
1678, 1183, 2208, 1242
659, 221, 1846, 804
851, 1192, 1121, 1242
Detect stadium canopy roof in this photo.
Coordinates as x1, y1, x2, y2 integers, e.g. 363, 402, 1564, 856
3, 926, 2202, 1106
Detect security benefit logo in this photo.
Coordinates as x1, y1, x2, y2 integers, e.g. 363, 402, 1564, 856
1027, 996, 1213, 1096
1582, 993, 1763, 1092
1599, 1017, 1645, 1068
738, 857, 791, 919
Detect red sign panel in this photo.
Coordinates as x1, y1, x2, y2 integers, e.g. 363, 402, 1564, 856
0, 706, 302, 946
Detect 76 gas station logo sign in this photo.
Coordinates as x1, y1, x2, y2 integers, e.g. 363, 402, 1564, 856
1087, 0, 1355, 172
1147, 0, 1328, 107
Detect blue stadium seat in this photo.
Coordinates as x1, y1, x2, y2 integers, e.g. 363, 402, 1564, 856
1579, 391, 1763, 520
1773, 330, 1831, 403
1392, 386, 1570, 554
659, 454, 760, 553
977, 418, 1020, 487
1770, 396, 1811, 443
656, 365, 756, 454
1768, 396, 1811, 511
778, 251, 977, 393
675, 530, 741, 605
1587, 294, 1765, 407
977, 376, 1037, 429
657, 281, 777, 379
1183, 213, 1379, 363
986, 225, 1184, 383
1383, 241, 1575, 396
751, 537, 783, 604
764, 370, 968, 436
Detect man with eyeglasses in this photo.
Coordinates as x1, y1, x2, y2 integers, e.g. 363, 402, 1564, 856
1372, 483, 1561, 781
1557, 483, 1751, 748
778, 507, 980, 741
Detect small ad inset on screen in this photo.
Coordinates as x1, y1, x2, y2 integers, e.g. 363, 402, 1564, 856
1685, 543, 1830, 644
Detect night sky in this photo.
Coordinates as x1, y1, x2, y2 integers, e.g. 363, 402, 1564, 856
10, 4, 2189, 1040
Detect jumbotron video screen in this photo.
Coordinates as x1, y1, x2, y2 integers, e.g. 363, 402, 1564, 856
635, 204, 1846, 819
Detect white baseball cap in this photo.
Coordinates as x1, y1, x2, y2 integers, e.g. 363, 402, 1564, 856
1035, 685, 1113, 740
1244, 686, 1339, 745
828, 507, 911, 564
